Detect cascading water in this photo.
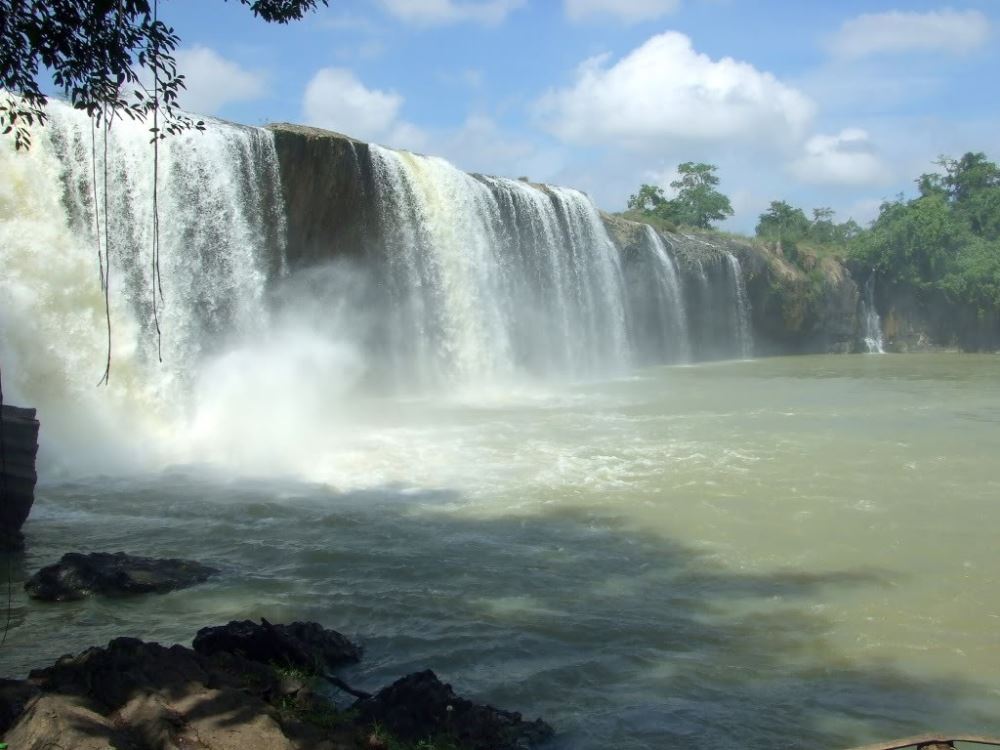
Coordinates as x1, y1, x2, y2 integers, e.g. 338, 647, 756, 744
368, 145, 630, 386
0, 101, 284, 470
725, 252, 753, 359
861, 272, 885, 354
624, 226, 691, 363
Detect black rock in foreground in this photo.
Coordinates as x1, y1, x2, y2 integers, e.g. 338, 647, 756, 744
24, 551, 219, 601
357, 669, 554, 750
194, 618, 362, 672
0, 622, 553, 750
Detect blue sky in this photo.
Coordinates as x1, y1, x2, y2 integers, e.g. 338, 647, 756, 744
157, 0, 999, 231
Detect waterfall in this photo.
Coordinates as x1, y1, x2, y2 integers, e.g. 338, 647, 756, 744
725, 252, 753, 359
368, 145, 630, 386
0, 101, 284, 468
625, 226, 691, 363
861, 272, 885, 354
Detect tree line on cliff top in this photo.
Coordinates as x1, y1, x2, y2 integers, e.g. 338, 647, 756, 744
626, 155, 1000, 314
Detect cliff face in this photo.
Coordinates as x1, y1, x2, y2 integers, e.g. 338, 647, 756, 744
877, 283, 1000, 352
267, 123, 379, 269
270, 123, 985, 357
603, 215, 862, 355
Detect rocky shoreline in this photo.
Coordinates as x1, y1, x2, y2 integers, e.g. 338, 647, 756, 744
0, 618, 554, 750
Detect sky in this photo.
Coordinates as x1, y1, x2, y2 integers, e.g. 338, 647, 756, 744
151, 0, 999, 232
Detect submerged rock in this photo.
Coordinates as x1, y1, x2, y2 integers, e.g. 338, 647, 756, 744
194, 618, 362, 673
24, 551, 218, 601
356, 669, 554, 750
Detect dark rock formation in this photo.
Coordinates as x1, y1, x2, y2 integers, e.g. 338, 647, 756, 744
267, 123, 380, 270
0, 627, 553, 750
0, 404, 39, 549
2, 636, 303, 750
194, 619, 361, 673
356, 670, 554, 750
24, 552, 218, 601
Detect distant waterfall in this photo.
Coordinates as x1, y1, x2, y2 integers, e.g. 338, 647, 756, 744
725, 253, 753, 359
861, 272, 885, 354
369, 145, 630, 385
624, 226, 691, 363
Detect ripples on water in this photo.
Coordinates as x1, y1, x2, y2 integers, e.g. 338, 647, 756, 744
4, 354, 1000, 750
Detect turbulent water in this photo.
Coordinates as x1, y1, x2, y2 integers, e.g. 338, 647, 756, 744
6, 110, 998, 749
3, 354, 1000, 750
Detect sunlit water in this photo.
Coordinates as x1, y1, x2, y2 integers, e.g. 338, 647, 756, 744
2, 353, 999, 748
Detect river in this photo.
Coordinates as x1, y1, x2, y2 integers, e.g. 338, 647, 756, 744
3, 352, 998, 749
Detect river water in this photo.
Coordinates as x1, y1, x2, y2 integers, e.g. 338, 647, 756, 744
3, 352, 999, 749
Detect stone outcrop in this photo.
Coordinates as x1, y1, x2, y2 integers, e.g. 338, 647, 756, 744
0, 404, 39, 549
193, 619, 361, 673
25, 552, 218, 601
267, 123, 379, 270
356, 670, 554, 750
0, 621, 553, 750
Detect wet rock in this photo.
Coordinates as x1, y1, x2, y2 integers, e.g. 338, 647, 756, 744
24, 551, 218, 601
356, 669, 554, 750
0, 404, 40, 550
5, 637, 305, 750
0, 678, 40, 734
194, 618, 361, 673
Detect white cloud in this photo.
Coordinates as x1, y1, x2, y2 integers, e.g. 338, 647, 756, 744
303, 68, 399, 139
174, 46, 267, 115
536, 32, 814, 150
377, 0, 524, 26
828, 9, 990, 59
789, 129, 889, 186
565, 0, 680, 24
301, 68, 428, 149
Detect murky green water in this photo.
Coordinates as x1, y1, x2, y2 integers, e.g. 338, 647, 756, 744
3, 353, 999, 749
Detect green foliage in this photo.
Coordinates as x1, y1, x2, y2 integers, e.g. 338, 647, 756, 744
0, 0, 327, 149
626, 163, 733, 230
367, 722, 463, 750
850, 151, 1000, 314
755, 201, 859, 249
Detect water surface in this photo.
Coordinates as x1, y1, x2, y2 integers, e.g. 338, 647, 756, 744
3, 353, 999, 749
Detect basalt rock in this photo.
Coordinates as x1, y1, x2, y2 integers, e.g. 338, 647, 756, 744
3, 637, 301, 750
0, 404, 40, 550
24, 551, 218, 601
1, 628, 553, 750
355, 669, 554, 750
193, 618, 361, 673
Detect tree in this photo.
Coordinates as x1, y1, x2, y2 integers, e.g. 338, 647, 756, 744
627, 184, 667, 214
666, 162, 733, 229
755, 200, 810, 242
625, 164, 733, 229
0, 0, 327, 149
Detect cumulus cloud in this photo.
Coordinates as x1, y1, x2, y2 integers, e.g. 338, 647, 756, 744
174, 46, 267, 115
302, 67, 426, 147
377, 0, 524, 26
828, 9, 990, 59
564, 0, 680, 23
536, 32, 814, 150
789, 129, 889, 186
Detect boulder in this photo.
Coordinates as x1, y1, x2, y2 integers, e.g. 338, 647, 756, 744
356, 670, 554, 750
24, 551, 218, 601
0, 404, 40, 549
3, 637, 306, 750
194, 618, 361, 673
